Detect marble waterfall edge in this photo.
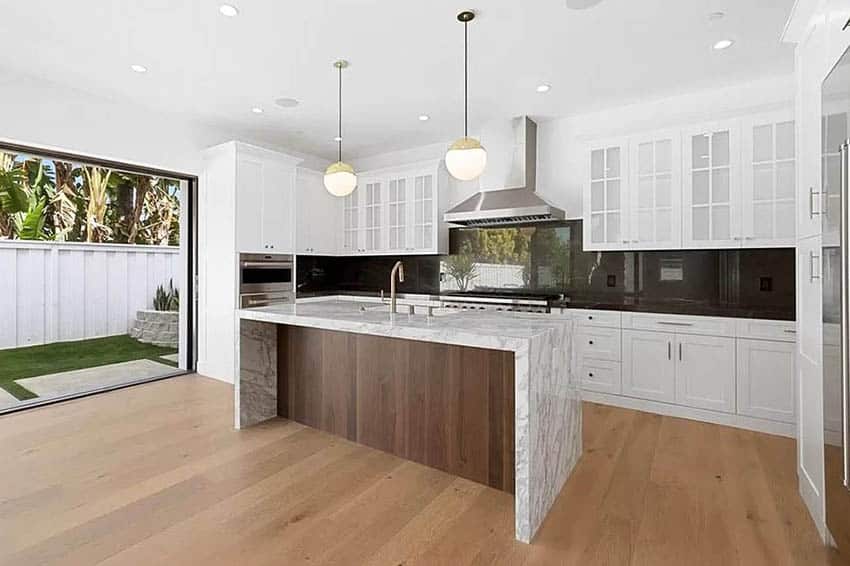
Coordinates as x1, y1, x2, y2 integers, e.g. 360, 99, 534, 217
235, 300, 581, 542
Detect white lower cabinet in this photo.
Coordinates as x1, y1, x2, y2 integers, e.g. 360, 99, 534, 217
675, 334, 735, 413
622, 330, 676, 403
580, 359, 622, 395
736, 338, 795, 423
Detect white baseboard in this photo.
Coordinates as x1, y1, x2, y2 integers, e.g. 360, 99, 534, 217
581, 390, 796, 438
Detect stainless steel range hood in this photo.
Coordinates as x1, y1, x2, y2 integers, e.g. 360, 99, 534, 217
443, 116, 565, 227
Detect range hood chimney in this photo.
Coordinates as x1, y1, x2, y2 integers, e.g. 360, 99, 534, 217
443, 116, 565, 227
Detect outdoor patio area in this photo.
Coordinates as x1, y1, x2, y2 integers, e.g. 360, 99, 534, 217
0, 335, 178, 410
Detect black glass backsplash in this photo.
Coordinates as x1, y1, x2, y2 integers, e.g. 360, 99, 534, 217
297, 220, 795, 319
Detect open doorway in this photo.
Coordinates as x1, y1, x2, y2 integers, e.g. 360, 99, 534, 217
0, 143, 196, 412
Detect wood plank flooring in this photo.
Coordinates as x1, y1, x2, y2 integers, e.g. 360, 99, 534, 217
0, 374, 844, 565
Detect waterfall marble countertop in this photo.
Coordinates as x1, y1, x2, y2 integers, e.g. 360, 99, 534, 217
236, 299, 582, 543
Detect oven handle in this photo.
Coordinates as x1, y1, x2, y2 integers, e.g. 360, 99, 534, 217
240, 261, 293, 269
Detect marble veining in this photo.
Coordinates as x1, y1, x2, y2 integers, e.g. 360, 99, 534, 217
236, 299, 580, 543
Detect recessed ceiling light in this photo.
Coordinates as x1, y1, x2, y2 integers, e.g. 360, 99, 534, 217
419, 114, 430, 121
251, 107, 264, 114
713, 39, 734, 50
536, 83, 552, 93
130, 64, 147, 73
219, 4, 239, 17
275, 97, 300, 108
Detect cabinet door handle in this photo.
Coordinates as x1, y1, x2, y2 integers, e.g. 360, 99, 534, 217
810, 187, 823, 218
588, 340, 594, 345
588, 372, 594, 378
679, 342, 682, 361
810, 251, 821, 282
668, 341, 671, 360
657, 321, 694, 327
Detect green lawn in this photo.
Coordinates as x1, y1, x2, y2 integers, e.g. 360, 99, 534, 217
0, 335, 178, 400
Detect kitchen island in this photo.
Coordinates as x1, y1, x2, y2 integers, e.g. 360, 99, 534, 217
235, 299, 580, 543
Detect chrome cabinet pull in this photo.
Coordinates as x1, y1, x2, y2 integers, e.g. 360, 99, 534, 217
657, 321, 694, 327
810, 251, 821, 282
679, 342, 682, 361
810, 187, 823, 218
667, 341, 671, 361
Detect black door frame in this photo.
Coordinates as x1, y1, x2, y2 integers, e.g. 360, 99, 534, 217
0, 141, 198, 414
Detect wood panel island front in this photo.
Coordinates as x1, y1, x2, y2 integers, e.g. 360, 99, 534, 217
235, 299, 581, 543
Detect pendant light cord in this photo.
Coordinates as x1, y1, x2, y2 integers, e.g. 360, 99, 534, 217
338, 63, 343, 163
464, 19, 468, 138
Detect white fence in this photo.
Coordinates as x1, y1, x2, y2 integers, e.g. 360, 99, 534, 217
440, 262, 526, 292
0, 241, 180, 350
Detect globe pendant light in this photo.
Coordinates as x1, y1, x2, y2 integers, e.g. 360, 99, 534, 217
446, 11, 487, 181
324, 60, 358, 197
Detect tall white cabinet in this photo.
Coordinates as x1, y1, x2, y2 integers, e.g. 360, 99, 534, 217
295, 168, 339, 255
198, 141, 302, 383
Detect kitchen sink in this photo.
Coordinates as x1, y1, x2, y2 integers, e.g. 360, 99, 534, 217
361, 303, 456, 317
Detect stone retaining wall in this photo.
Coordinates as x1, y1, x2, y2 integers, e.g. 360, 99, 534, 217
130, 310, 178, 348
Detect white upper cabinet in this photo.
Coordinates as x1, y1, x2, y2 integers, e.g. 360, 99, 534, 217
682, 120, 741, 248
741, 111, 796, 247
337, 162, 441, 256
235, 143, 299, 253
362, 179, 383, 253
629, 130, 682, 249
584, 138, 629, 250
342, 187, 361, 254
295, 169, 338, 255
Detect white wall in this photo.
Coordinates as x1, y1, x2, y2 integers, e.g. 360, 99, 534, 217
0, 241, 179, 350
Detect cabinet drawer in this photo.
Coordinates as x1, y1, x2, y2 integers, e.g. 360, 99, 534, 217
621, 312, 736, 337
568, 309, 622, 328
575, 326, 621, 362
735, 319, 797, 342
579, 360, 622, 395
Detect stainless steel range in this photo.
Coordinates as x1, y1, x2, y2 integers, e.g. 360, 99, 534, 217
441, 290, 562, 313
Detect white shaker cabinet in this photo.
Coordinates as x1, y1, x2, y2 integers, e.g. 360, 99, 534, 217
622, 329, 676, 403
628, 130, 682, 249
737, 338, 796, 423
234, 143, 299, 253
362, 179, 383, 253
584, 138, 629, 250
412, 171, 437, 252
674, 334, 736, 413
682, 121, 742, 248
386, 174, 409, 252
741, 111, 796, 247
295, 168, 339, 255
342, 188, 361, 254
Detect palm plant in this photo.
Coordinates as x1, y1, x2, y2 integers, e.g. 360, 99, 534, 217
82, 166, 112, 242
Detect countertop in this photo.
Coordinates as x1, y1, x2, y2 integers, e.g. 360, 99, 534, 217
238, 299, 571, 351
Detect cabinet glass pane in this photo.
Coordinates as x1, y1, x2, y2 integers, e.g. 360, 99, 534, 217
606, 147, 620, 177
638, 210, 652, 241
638, 177, 653, 208
776, 121, 794, 160
591, 213, 604, 242
638, 143, 653, 175
693, 171, 709, 205
753, 164, 774, 201
606, 180, 620, 210
591, 181, 605, 212
591, 150, 605, 180
753, 202, 773, 238
656, 209, 671, 241
712, 131, 730, 166
692, 134, 709, 169
656, 174, 671, 207
753, 125, 773, 162
825, 154, 841, 195
776, 161, 795, 199
712, 168, 730, 203
423, 176, 433, 198
415, 202, 423, 224
776, 201, 795, 238
656, 139, 672, 173
826, 113, 847, 153
606, 212, 620, 243
692, 207, 709, 240
711, 205, 730, 240
424, 226, 433, 249
415, 177, 423, 199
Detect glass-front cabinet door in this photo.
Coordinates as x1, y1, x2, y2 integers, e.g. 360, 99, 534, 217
363, 180, 382, 252
682, 121, 741, 248
412, 172, 435, 251
342, 187, 360, 253
741, 111, 796, 247
629, 130, 681, 249
387, 176, 408, 252
584, 138, 628, 250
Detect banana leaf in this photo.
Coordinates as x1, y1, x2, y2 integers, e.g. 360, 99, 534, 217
0, 168, 28, 213
13, 199, 47, 240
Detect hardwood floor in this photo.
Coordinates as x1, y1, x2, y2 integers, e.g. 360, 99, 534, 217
0, 374, 843, 565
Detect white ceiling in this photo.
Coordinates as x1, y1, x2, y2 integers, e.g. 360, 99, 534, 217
0, 0, 796, 161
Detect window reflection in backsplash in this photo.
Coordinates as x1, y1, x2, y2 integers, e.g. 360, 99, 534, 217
296, 220, 795, 315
